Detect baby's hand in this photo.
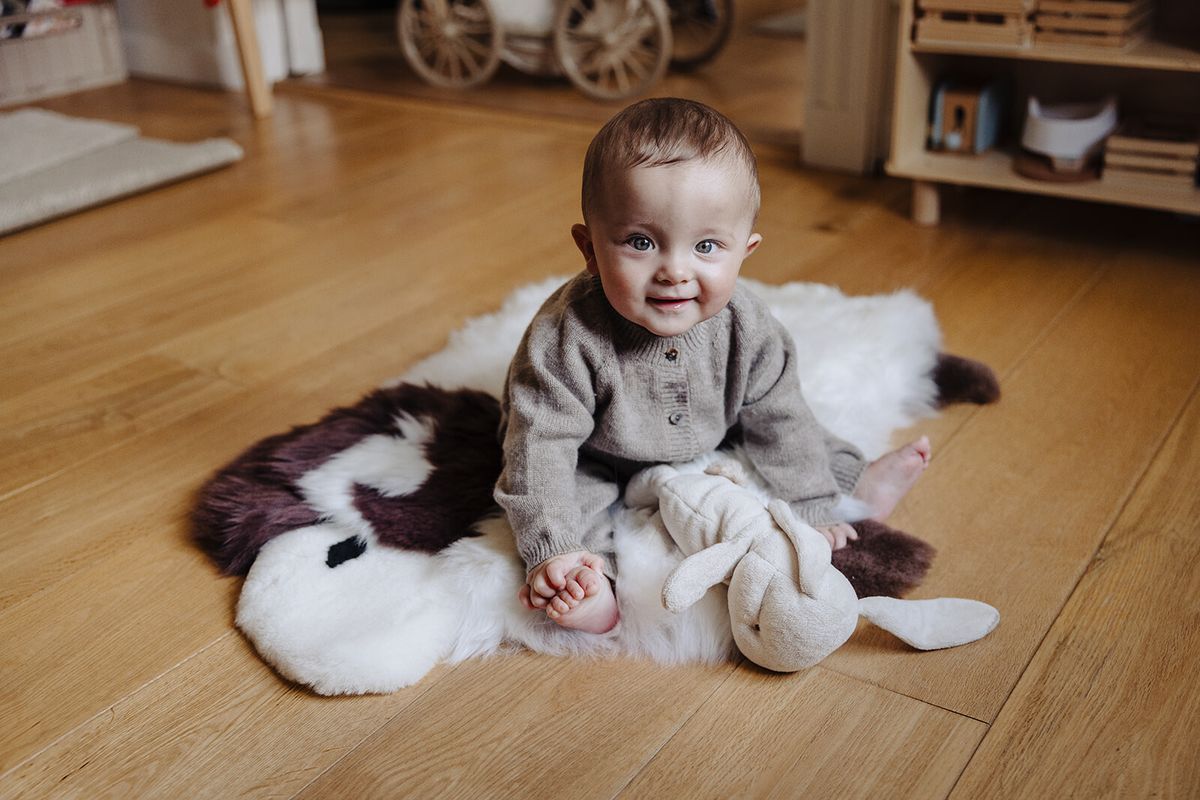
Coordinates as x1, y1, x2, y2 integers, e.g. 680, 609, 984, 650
519, 550, 607, 610
814, 522, 858, 551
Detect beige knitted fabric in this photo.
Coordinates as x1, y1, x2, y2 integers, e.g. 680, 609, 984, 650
495, 272, 865, 570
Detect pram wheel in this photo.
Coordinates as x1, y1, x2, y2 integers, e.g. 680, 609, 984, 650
668, 0, 732, 70
397, 0, 504, 89
553, 0, 673, 101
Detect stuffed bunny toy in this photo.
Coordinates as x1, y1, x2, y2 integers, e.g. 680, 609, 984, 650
625, 460, 999, 672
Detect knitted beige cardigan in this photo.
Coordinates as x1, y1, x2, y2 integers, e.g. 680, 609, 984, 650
496, 273, 865, 570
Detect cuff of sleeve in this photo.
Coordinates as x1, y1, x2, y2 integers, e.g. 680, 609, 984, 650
788, 500, 840, 528
830, 453, 868, 495
520, 537, 585, 576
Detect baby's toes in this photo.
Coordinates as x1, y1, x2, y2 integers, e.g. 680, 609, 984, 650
549, 595, 572, 616
574, 567, 603, 598
903, 437, 932, 467
564, 578, 585, 601
556, 588, 581, 610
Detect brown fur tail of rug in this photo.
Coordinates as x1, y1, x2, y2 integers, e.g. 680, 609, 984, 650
933, 353, 1001, 408
834, 520, 936, 598
192, 428, 325, 576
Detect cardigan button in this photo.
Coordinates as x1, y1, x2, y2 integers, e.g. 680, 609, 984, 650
668, 411, 684, 425
664, 348, 679, 362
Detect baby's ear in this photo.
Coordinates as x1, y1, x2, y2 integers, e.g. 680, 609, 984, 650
744, 232, 762, 258
571, 224, 598, 274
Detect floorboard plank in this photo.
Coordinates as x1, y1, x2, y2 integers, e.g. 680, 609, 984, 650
0, 355, 240, 499
0, 214, 298, 345
0, 218, 321, 401
0, 539, 236, 773
622, 663, 987, 799
950, 385, 1200, 798
293, 652, 738, 799
0, 635, 454, 798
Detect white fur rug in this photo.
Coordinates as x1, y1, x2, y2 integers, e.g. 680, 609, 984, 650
234, 277, 943, 695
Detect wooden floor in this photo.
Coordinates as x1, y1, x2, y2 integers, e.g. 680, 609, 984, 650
2, 78, 1199, 799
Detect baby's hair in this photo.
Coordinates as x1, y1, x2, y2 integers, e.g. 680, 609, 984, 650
581, 97, 760, 222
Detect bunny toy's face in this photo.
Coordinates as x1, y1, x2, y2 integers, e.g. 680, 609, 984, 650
727, 508, 862, 672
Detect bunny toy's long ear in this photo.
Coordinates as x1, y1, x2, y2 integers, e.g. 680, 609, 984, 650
858, 596, 999, 650
766, 500, 831, 596
661, 537, 754, 613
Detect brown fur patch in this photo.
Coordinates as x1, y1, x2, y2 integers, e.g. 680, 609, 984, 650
833, 519, 936, 598
932, 353, 1001, 408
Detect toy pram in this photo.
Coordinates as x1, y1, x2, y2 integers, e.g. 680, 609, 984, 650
396, 0, 733, 100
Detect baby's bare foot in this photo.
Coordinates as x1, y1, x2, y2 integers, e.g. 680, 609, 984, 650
545, 566, 619, 634
853, 436, 931, 521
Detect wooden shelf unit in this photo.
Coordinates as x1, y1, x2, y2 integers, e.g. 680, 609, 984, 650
886, 0, 1200, 224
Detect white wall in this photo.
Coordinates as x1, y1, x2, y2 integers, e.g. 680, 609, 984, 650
118, 0, 324, 90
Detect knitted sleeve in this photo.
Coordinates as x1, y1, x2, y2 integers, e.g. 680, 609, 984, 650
737, 308, 866, 526
495, 310, 598, 572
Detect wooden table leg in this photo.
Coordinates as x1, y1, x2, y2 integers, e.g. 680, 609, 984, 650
225, 0, 273, 118
912, 180, 940, 226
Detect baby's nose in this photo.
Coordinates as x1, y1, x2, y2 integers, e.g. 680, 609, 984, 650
656, 254, 692, 283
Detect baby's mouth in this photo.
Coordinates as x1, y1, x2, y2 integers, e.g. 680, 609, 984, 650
648, 297, 694, 309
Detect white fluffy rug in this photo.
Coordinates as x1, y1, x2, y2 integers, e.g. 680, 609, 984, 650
232, 277, 945, 695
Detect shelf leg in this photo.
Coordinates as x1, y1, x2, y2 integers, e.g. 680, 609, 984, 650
226, 0, 274, 119
912, 180, 940, 226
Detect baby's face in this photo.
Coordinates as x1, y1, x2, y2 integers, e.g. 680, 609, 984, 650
573, 158, 761, 338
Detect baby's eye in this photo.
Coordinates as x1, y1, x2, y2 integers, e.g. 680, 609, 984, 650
695, 240, 717, 255
627, 235, 653, 251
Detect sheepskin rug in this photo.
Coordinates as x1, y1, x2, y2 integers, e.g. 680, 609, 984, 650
196, 277, 990, 696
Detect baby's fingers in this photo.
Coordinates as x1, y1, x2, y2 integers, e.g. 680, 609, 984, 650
832, 523, 858, 549
528, 568, 559, 599
519, 584, 552, 609
543, 554, 580, 590
580, 552, 607, 576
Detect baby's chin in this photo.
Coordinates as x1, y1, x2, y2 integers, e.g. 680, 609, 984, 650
635, 302, 706, 337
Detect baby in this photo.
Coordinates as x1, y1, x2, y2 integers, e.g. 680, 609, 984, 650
495, 98, 930, 635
